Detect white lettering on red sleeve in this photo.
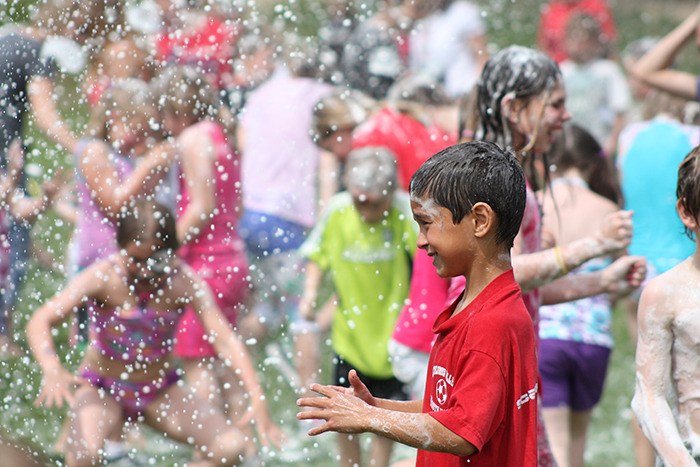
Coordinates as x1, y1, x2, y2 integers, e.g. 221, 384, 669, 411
516, 382, 538, 410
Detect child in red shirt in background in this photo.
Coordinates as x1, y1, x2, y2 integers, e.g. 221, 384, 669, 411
298, 141, 538, 466
538, 0, 617, 63
352, 75, 457, 190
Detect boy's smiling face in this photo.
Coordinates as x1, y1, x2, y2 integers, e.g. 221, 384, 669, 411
411, 196, 474, 278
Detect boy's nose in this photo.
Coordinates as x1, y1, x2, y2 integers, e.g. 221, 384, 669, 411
416, 232, 429, 250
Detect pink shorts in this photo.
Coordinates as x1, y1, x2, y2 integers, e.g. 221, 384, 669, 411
174, 254, 248, 359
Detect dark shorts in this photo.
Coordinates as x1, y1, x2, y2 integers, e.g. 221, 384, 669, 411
539, 339, 611, 411
239, 210, 307, 258
334, 355, 408, 402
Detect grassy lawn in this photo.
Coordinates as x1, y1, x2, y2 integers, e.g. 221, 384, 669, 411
1, 0, 694, 465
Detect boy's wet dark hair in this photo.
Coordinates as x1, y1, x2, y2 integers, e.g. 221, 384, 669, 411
677, 146, 700, 239
117, 199, 179, 252
410, 140, 526, 248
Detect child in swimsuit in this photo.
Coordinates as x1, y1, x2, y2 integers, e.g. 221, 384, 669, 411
26, 199, 282, 466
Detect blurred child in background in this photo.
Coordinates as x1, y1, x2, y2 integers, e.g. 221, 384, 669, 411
560, 13, 630, 156
299, 147, 416, 467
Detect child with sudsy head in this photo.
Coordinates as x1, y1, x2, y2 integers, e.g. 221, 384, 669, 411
298, 140, 538, 466
298, 146, 417, 467
632, 146, 700, 466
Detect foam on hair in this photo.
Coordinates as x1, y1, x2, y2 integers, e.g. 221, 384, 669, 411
344, 146, 397, 196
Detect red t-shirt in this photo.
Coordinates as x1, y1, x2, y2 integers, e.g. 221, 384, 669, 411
156, 16, 238, 89
417, 270, 538, 467
352, 107, 456, 189
538, 0, 617, 63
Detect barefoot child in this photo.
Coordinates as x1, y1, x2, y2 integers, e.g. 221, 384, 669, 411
632, 146, 700, 465
298, 140, 538, 465
27, 200, 281, 466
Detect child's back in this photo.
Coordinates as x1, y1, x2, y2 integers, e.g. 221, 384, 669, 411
621, 118, 696, 273
240, 66, 331, 229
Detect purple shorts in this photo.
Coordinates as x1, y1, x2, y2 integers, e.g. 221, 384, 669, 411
80, 368, 180, 420
539, 339, 611, 411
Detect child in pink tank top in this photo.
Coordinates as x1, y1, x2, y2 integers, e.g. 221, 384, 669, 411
155, 66, 251, 429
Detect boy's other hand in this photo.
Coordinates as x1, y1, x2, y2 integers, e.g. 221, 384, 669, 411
347, 369, 377, 407
296, 380, 374, 436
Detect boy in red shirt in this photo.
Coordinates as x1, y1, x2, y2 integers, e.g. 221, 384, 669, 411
297, 140, 538, 466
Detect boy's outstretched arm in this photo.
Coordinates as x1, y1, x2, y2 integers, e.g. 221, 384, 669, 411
631, 282, 695, 466
297, 370, 476, 456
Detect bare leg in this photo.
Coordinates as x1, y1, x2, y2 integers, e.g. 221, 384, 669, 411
542, 406, 571, 467
369, 434, 394, 467
570, 410, 592, 467
632, 415, 657, 467
65, 385, 123, 467
182, 358, 224, 409
217, 362, 257, 459
144, 382, 247, 466
294, 327, 320, 394
338, 433, 361, 467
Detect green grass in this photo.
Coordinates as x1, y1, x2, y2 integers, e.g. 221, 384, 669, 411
587, 305, 637, 466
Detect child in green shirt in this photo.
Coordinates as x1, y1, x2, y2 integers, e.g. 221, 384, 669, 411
299, 146, 417, 466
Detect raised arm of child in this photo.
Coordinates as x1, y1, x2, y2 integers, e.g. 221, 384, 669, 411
79, 139, 175, 216
513, 210, 633, 292
28, 76, 79, 154
297, 369, 474, 456
631, 281, 696, 466
631, 4, 700, 101
183, 265, 284, 448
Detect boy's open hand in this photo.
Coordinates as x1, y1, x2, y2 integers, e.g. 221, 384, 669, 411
296, 370, 376, 436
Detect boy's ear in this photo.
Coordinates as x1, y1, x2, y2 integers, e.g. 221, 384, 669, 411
677, 199, 699, 231
471, 202, 496, 239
